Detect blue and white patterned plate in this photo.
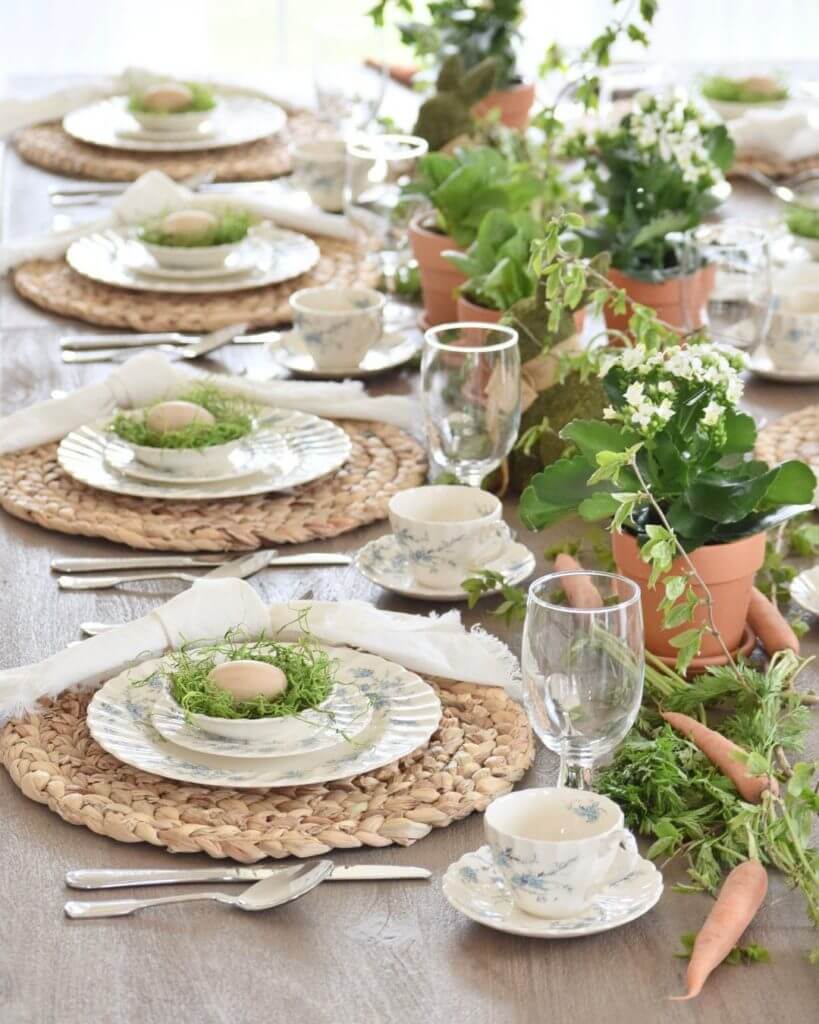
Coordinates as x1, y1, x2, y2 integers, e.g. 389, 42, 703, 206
355, 533, 536, 602
268, 328, 422, 380
442, 845, 663, 938
151, 676, 374, 759
87, 646, 441, 788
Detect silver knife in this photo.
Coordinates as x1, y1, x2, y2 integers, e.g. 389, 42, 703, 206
58, 551, 351, 589
66, 865, 431, 889
60, 323, 248, 352
52, 552, 261, 573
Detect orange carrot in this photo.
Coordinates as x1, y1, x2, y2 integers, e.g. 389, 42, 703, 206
554, 553, 604, 609
661, 711, 779, 801
671, 860, 768, 1000
747, 587, 800, 657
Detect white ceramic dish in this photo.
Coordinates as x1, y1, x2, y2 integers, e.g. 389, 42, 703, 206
133, 254, 252, 281
355, 533, 536, 602
268, 327, 421, 379
791, 565, 819, 617
704, 97, 788, 121
63, 94, 286, 152
442, 845, 663, 938
67, 225, 319, 295
110, 409, 252, 475
140, 237, 245, 271
787, 233, 819, 261
130, 106, 216, 135
747, 346, 819, 383
58, 408, 351, 500
87, 646, 442, 788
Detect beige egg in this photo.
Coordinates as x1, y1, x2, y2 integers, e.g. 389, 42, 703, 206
740, 76, 782, 97
141, 81, 194, 112
160, 209, 219, 240
209, 660, 288, 702
144, 400, 215, 434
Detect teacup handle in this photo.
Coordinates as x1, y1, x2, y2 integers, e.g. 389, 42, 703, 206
482, 521, 511, 555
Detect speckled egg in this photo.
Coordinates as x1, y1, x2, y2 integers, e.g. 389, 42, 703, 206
141, 82, 195, 112
144, 400, 215, 434
159, 209, 219, 240
209, 660, 288, 702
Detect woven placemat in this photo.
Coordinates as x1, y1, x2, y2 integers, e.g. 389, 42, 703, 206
0, 421, 427, 551
731, 152, 819, 180
755, 405, 819, 473
13, 238, 375, 332
14, 109, 328, 182
1, 679, 533, 861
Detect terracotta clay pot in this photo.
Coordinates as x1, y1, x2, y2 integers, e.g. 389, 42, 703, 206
473, 81, 536, 129
456, 294, 589, 334
611, 530, 766, 659
604, 264, 716, 335
408, 215, 467, 326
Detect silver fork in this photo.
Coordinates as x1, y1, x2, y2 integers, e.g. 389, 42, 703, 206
61, 328, 280, 364
49, 170, 217, 207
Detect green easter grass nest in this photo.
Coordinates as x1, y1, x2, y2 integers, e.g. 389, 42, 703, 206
701, 75, 788, 104
128, 81, 216, 115
110, 382, 257, 451
786, 205, 819, 240
138, 209, 252, 249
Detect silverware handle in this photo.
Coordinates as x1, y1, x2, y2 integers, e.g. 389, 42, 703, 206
65, 892, 225, 919
50, 182, 128, 196
62, 349, 131, 364
61, 333, 183, 350
59, 571, 194, 590
271, 554, 351, 567
53, 555, 224, 572
66, 868, 244, 889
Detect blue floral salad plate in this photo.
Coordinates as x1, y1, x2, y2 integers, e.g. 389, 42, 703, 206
442, 845, 663, 938
87, 646, 441, 788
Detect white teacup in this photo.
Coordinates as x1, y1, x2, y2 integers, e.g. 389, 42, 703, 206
388, 485, 511, 589
290, 139, 346, 212
766, 291, 819, 372
289, 286, 385, 371
484, 788, 639, 919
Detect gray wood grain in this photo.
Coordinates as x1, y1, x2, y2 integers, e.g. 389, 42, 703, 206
0, 126, 817, 1024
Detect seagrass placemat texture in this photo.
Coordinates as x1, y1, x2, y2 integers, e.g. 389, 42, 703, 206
731, 152, 819, 180
0, 421, 427, 551
14, 109, 327, 182
755, 405, 819, 473
13, 238, 375, 332
0, 680, 533, 860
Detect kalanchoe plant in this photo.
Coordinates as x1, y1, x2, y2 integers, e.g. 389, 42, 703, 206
575, 93, 735, 277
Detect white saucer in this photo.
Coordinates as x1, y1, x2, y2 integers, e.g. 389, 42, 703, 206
791, 565, 819, 616
355, 533, 536, 602
747, 347, 819, 383
442, 845, 663, 938
268, 328, 421, 380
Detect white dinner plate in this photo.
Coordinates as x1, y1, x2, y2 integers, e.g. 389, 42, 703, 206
63, 94, 287, 152
66, 225, 320, 294
58, 408, 351, 500
87, 646, 442, 788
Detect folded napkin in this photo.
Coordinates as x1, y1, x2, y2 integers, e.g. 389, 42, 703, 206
0, 350, 416, 455
729, 107, 819, 162
0, 579, 520, 720
0, 169, 353, 273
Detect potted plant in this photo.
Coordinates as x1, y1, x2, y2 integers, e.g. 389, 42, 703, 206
575, 93, 734, 332
518, 217, 817, 672
371, 0, 535, 129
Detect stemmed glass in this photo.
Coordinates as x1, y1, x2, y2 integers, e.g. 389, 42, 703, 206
421, 323, 521, 487
677, 224, 772, 348
312, 19, 387, 133
522, 571, 644, 790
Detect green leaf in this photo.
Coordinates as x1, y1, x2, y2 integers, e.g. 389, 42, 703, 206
559, 419, 634, 462
578, 493, 620, 521
520, 457, 610, 530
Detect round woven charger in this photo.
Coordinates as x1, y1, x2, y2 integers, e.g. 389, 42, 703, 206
755, 405, 819, 474
1, 680, 533, 861
0, 421, 427, 552
13, 237, 375, 332
14, 109, 328, 182
730, 152, 819, 180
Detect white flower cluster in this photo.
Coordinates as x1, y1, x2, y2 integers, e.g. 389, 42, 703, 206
600, 342, 746, 437
628, 92, 720, 186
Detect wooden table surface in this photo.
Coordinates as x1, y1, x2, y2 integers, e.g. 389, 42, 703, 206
1, 112, 818, 1024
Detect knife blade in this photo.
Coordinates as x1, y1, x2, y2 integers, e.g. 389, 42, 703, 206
60, 323, 248, 352
65, 865, 431, 889
52, 551, 350, 573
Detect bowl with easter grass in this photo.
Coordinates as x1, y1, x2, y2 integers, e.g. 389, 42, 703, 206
785, 204, 819, 260
700, 73, 789, 120
166, 637, 340, 743
109, 384, 258, 476
128, 80, 218, 134
137, 208, 254, 270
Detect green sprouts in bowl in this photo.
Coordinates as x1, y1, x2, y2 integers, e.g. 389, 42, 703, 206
786, 205, 819, 240
138, 209, 252, 249
128, 82, 216, 114
701, 74, 788, 104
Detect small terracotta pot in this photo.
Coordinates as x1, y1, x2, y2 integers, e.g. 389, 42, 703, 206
611, 530, 766, 659
604, 265, 716, 336
473, 81, 536, 129
408, 216, 467, 326
456, 294, 588, 334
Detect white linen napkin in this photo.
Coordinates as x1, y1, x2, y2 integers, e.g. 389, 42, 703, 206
729, 107, 819, 162
0, 579, 520, 720
0, 350, 416, 455
0, 169, 353, 273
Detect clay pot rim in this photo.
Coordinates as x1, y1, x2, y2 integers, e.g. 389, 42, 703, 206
457, 292, 502, 314
607, 264, 706, 287
409, 211, 451, 240
482, 79, 535, 97
612, 528, 766, 585
530, 569, 642, 615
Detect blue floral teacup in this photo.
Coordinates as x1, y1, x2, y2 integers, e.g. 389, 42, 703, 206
484, 788, 639, 919
388, 485, 511, 589
290, 138, 346, 212
289, 286, 385, 371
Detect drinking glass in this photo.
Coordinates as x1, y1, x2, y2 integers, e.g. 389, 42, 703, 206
344, 133, 428, 289
421, 323, 521, 487
312, 19, 387, 133
677, 224, 772, 349
522, 571, 644, 790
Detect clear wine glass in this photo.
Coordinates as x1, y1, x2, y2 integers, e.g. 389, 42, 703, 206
677, 224, 772, 348
522, 571, 644, 790
312, 18, 387, 133
344, 133, 428, 291
421, 323, 521, 487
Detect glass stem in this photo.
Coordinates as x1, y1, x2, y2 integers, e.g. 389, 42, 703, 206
455, 466, 487, 488
562, 761, 594, 790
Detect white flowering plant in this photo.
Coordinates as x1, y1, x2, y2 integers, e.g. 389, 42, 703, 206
519, 214, 816, 671
574, 93, 734, 276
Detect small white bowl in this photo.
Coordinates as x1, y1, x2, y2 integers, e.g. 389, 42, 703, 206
128, 438, 245, 475
788, 232, 819, 261
704, 97, 788, 121
141, 238, 245, 271
131, 106, 216, 135
190, 699, 335, 742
